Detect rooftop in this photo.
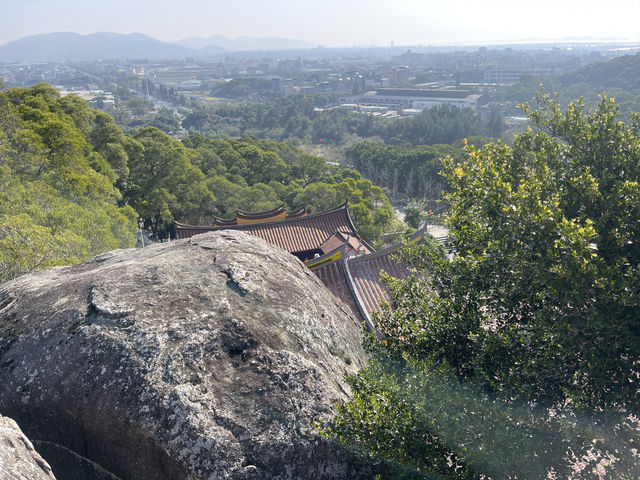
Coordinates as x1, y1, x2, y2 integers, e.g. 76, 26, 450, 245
306, 225, 430, 333
175, 203, 368, 258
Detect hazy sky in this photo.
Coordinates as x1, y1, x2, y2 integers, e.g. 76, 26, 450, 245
2, 0, 640, 46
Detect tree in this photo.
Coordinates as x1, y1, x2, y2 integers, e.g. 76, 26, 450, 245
145, 107, 181, 133
328, 94, 640, 479
0, 85, 137, 282
124, 127, 216, 238
403, 199, 427, 230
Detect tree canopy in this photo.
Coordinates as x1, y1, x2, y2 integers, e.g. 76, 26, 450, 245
0, 84, 137, 283
327, 94, 640, 479
181, 94, 502, 147
506, 52, 640, 115
345, 141, 466, 208
179, 134, 395, 243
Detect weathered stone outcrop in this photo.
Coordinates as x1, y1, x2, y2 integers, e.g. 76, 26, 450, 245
0, 231, 370, 479
0, 415, 56, 480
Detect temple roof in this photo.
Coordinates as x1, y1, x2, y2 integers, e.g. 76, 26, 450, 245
345, 230, 424, 320
305, 225, 428, 334
284, 206, 307, 219
305, 242, 366, 325
175, 203, 365, 255
208, 205, 308, 227
319, 231, 372, 257
235, 205, 287, 225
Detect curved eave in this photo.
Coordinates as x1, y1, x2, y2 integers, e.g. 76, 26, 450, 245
209, 203, 352, 231
236, 204, 286, 220
305, 240, 348, 271
285, 206, 308, 219
174, 221, 217, 231
177, 203, 355, 232
213, 218, 237, 226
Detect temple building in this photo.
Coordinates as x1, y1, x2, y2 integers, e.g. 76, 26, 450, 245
175, 204, 374, 261
175, 204, 429, 332
305, 226, 427, 333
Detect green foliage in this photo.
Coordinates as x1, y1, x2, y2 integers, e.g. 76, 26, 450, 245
345, 141, 465, 206
507, 53, 640, 115
559, 52, 640, 91
180, 94, 500, 147
209, 78, 281, 100
328, 94, 640, 478
143, 107, 181, 134
123, 127, 216, 237
403, 199, 428, 229
0, 84, 137, 283
179, 134, 395, 245
125, 96, 154, 116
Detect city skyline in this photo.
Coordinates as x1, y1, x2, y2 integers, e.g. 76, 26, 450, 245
2, 0, 640, 48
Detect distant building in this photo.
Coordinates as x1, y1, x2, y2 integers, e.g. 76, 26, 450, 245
146, 69, 197, 86
341, 88, 484, 111
177, 80, 202, 91
390, 66, 409, 85
398, 108, 421, 117
483, 58, 581, 84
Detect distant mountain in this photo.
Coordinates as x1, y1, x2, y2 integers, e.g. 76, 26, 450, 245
0, 32, 317, 62
174, 35, 315, 51
0, 32, 196, 62
175, 35, 232, 50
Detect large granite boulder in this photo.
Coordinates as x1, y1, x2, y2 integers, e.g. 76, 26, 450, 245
0, 415, 56, 480
0, 231, 369, 479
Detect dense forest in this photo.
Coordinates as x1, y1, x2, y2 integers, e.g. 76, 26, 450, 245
0, 83, 395, 283
0, 84, 138, 282
344, 141, 464, 210
208, 77, 283, 100
181, 94, 503, 146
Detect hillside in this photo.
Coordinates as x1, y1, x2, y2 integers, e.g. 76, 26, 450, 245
0, 32, 316, 62
557, 51, 640, 90
508, 51, 640, 112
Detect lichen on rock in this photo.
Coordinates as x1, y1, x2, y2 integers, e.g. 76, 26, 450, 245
0, 230, 370, 479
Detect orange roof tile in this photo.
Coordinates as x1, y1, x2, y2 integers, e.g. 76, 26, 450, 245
305, 242, 367, 326
175, 204, 360, 255
304, 226, 428, 335
345, 227, 427, 325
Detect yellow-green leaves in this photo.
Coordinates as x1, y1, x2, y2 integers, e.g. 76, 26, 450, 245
0, 85, 136, 282
329, 94, 640, 479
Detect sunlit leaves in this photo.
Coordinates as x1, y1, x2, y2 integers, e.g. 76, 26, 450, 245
0, 85, 136, 282
329, 94, 640, 479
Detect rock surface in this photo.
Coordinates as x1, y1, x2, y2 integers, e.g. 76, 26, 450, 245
0, 231, 369, 479
0, 415, 56, 480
